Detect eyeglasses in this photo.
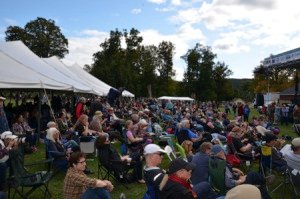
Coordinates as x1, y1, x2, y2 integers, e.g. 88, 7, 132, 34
77, 160, 86, 164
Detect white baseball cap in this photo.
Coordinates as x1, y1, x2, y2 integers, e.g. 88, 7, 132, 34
144, 144, 166, 155
1, 131, 17, 140
0, 96, 6, 101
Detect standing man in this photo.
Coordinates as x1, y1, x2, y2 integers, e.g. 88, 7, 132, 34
0, 96, 9, 134
144, 144, 166, 199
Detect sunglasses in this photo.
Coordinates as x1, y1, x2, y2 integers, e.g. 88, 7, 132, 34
77, 160, 86, 164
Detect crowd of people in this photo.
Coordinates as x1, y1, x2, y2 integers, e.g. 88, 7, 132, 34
0, 94, 300, 199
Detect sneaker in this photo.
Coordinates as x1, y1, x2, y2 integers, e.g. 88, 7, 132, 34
138, 179, 146, 184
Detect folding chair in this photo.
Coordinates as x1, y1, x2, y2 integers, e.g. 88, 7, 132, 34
7, 145, 53, 199
164, 145, 176, 161
208, 156, 228, 195
287, 167, 300, 198
226, 135, 255, 171
97, 147, 130, 189
293, 124, 300, 136
259, 145, 288, 194
80, 140, 96, 161
175, 143, 187, 161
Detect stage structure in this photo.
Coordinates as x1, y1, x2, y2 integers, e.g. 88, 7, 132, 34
261, 47, 300, 103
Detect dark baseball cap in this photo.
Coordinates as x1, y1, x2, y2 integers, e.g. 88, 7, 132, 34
263, 133, 278, 143
168, 158, 196, 174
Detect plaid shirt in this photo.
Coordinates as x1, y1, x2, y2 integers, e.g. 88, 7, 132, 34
63, 167, 97, 199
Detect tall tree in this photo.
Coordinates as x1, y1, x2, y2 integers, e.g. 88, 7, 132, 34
157, 41, 175, 96
181, 44, 216, 100
5, 17, 68, 58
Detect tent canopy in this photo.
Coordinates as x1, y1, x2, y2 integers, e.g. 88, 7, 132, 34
0, 41, 92, 93
68, 63, 135, 97
0, 52, 72, 90
158, 96, 194, 101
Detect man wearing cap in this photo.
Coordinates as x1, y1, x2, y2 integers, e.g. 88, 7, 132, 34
143, 144, 166, 199
158, 158, 220, 199
282, 137, 300, 170
0, 96, 10, 134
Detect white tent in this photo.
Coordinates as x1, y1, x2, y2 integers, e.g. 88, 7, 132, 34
0, 52, 72, 90
158, 96, 194, 101
67, 63, 135, 97
42, 56, 103, 95
0, 41, 92, 93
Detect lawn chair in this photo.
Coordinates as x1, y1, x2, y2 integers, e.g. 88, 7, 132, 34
7, 145, 53, 199
174, 143, 187, 161
96, 146, 132, 189
164, 145, 176, 161
287, 166, 300, 198
226, 134, 255, 170
80, 140, 95, 161
208, 156, 228, 195
259, 145, 288, 195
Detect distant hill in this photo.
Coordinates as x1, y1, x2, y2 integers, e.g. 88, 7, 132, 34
228, 78, 253, 90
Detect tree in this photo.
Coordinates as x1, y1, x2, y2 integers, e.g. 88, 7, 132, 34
156, 41, 175, 96
253, 65, 294, 93
181, 43, 234, 101
5, 17, 68, 58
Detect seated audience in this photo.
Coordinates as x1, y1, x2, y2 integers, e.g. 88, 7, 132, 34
144, 144, 167, 199
262, 133, 287, 172
12, 113, 37, 152
282, 137, 300, 170
63, 152, 113, 199
158, 158, 219, 199
211, 145, 270, 199
190, 142, 212, 184
95, 133, 144, 183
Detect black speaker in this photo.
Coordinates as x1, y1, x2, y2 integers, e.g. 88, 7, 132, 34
107, 88, 120, 107
256, 93, 264, 106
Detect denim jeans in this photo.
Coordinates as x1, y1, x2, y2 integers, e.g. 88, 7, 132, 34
80, 187, 111, 199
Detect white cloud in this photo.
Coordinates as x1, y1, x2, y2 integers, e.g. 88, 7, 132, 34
62, 30, 108, 67
171, 0, 181, 6
3, 18, 18, 26
148, 0, 167, 4
131, 8, 142, 15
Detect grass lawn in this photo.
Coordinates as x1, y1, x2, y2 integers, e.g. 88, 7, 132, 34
18, 108, 299, 199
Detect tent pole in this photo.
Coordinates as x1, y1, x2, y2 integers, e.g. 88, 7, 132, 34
37, 91, 42, 143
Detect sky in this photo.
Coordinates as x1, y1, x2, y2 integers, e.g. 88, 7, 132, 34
1, 0, 300, 81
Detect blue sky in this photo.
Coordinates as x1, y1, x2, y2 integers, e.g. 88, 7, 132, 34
1, 0, 300, 81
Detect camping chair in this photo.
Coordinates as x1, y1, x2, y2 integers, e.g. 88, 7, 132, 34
97, 148, 130, 189
259, 145, 288, 194
80, 140, 96, 161
293, 124, 300, 136
44, 139, 67, 173
208, 156, 228, 195
164, 145, 176, 161
226, 134, 255, 171
175, 143, 187, 161
7, 145, 53, 199
287, 166, 300, 198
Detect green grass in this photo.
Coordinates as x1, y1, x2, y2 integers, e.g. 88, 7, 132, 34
17, 108, 299, 199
